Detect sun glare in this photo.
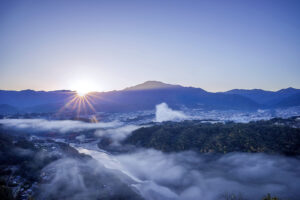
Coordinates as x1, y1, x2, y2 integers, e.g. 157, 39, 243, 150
76, 90, 88, 97
75, 86, 91, 97
58, 80, 100, 117
70, 80, 96, 97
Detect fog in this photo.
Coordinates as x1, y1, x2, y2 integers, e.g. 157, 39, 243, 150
95, 124, 142, 144
73, 147, 300, 200
1, 114, 300, 200
0, 118, 122, 133
36, 158, 142, 200
0, 118, 142, 145
155, 103, 187, 122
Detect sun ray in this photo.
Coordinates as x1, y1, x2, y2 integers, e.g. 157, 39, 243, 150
83, 95, 96, 113
56, 93, 78, 114
55, 91, 99, 123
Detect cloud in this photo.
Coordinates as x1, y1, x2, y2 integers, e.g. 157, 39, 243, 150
0, 118, 142, 148
155, 103, 188, 122
75, 135, 86, 142
35, 158, 142, 200
81, 148, 300, 200
0, 118, 122, 133
2, 118, 300, 200
95, 124, 142, 144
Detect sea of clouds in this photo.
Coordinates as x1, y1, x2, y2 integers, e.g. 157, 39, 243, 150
1, 104, 300, 200
65, 147, 300, 200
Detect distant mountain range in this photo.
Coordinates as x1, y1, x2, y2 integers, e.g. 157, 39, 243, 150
0, 81, 299, 114
225, 87, 300, 105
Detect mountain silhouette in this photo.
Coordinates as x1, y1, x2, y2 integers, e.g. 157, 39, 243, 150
124, 81, 182, 91
0, 81, 299, 114
225, 87, 300, 106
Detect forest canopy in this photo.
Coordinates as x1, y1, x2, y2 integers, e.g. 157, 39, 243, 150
124, 117, 300, 155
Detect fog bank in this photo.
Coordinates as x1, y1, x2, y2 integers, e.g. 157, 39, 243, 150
95, 124, 142, 144
1, 117, 300, 200
0, 118, 122, 133
80, 147, 300, 200
155, 103, 187, 122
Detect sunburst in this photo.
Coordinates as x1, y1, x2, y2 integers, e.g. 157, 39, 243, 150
56, 82, 114, 122
56, 91, 98, 121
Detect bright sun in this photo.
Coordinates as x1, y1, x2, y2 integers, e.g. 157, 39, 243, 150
71, 80, 95, 97
76, 90, 88, 97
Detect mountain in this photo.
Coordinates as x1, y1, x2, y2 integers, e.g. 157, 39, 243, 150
275, 93, 300, 107
124, 81, 182, 91
0, 104, 19, 114
225, 87, 300, 106
90, 86, 259, 112
0, 90, 75, 108
0, 81, 299, 114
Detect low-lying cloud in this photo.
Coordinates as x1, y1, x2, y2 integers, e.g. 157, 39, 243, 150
95, 124, 142, 144
36, 158, 142, 200
0, 118, 122, 133
155, 103, 187, 122
2, 117, 300, 200
0, 118, 143, 147
82, 148, 300, 200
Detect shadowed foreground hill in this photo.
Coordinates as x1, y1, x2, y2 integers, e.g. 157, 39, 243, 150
124, 117, 300, 155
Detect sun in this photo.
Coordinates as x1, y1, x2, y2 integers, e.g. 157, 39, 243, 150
70, 80, 95, 97
58, 80, 99, 117
75, 84, 91, 97
76, 90, 88, 97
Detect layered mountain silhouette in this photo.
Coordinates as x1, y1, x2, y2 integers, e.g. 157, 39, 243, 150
225, 87, 300, 107
0, 81, 299, 114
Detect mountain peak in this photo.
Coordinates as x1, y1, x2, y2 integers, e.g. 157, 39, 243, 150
124, 81, 182, 91
277, 87, 297, 92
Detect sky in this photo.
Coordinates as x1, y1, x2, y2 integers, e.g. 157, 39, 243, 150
0, 0, 299, 92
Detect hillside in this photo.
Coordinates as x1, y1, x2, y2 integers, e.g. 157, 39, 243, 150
124, 117, 300, 155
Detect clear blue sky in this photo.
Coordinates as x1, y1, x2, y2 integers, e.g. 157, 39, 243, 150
0, 0, 299, 92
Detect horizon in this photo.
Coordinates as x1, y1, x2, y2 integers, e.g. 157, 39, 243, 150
1, 0, 300, 92
0, 80, 299, 93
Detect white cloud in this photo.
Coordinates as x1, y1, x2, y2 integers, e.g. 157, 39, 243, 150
95, 124, 142, 143
0, 118, 122, 133
155, 103, 187, 122
113, 150, 300, 200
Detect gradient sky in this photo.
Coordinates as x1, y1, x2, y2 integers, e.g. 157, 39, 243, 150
0, 0, 299, 92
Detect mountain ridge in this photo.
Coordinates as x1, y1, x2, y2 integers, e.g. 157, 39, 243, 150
0, 81, 299, 113
1, 83, 298, 94
225, 87, 300, 105
123, 81, 183, 91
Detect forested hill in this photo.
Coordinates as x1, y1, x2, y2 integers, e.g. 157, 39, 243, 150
124, 117, 300, 155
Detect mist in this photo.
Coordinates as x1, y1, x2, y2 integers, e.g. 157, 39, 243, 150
0, 118, 143, 145
95, 124, 142, 144
0, 118, 122, 133
85, 148, 300, 200
1, 116, 300, 200
35, 158, 142, 200
155, 103, 187, 122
